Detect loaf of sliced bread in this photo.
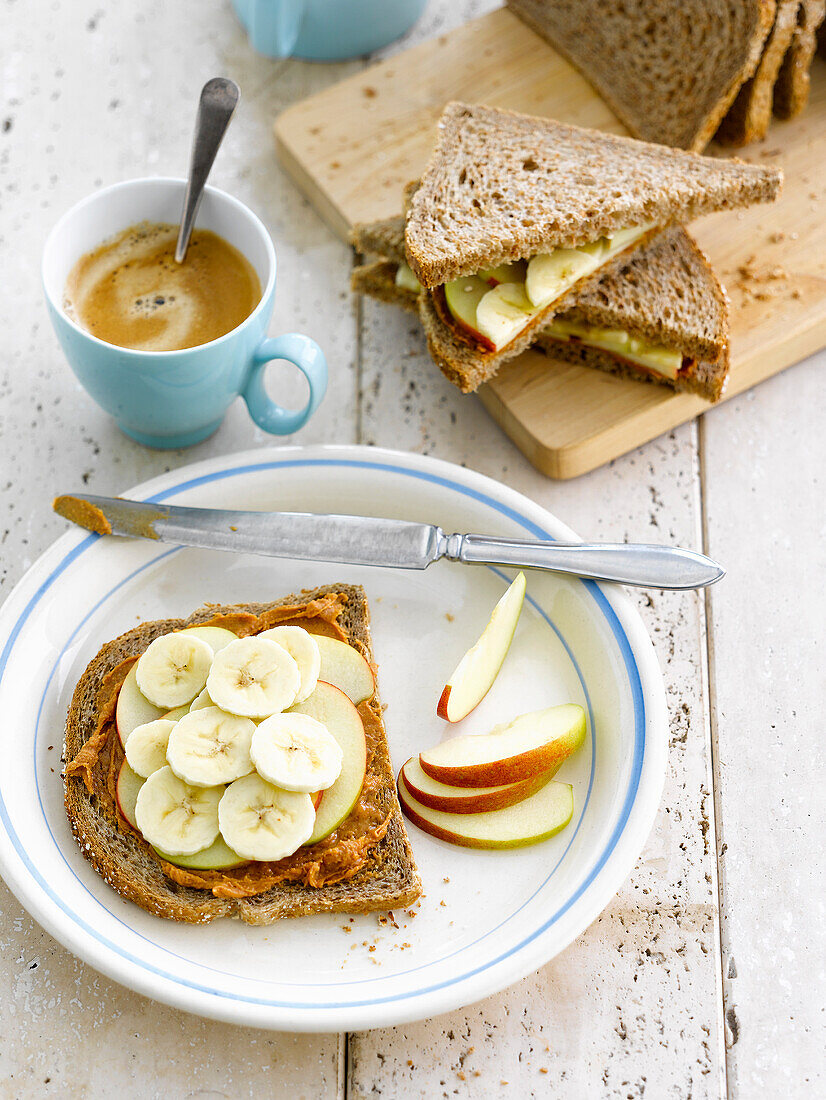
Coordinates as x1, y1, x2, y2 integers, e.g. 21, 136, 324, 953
63, 584, 421, 924
718, 0, 801, 143
773, 0, 826, 116
404, 102, 782, 288
506, 0, 775, 150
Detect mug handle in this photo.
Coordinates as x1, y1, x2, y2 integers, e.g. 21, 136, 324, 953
250, 0, 304, 58
242, 333, 327, 435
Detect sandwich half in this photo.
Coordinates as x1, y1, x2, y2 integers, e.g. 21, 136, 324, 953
353, 217, 730, 401
403, 103, 780, 393
773, 0, 826, 117
717, 0, 801, 143
63, 584, 422, 924
505, 0, 775, 150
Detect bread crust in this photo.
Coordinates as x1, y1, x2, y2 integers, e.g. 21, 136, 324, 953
773, 0, 826, 117
404, 101, 782, 289
63, 585, 421, 924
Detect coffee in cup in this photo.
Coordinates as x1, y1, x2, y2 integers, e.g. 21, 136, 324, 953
63, 222, 261, 352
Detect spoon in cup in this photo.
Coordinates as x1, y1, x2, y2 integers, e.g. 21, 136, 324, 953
175, 77, 240, 264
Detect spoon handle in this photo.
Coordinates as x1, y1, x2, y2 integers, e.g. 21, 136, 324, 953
175, 77, 240, 263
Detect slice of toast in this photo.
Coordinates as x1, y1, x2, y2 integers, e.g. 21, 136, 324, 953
773, 0, 826, 117
404, 102, 782, 289
506, 0, 775, 150
717, 0, 801, 144
63, 584, 421, 924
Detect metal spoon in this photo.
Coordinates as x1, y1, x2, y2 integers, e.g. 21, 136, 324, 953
175, 77, 240, 264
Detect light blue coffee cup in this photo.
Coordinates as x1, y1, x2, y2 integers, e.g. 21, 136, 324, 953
232, 0, 427, 60
42, 177, 327, 449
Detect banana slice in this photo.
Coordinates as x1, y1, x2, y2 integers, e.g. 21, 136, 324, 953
218, 773, 315, 861
134, 766, 221, 856
189, 687, 213, 713
124, 718, 176, 778
250, 713, 343, 793
166, 706, 256, 787
257, 626, 320, 704
206, 636, 300, 718
136, 633, 213, 708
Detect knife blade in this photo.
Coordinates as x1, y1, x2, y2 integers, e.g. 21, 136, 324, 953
53, 493, 725, 590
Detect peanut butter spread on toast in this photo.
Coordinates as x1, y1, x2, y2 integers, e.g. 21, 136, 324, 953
65, 594, 392, 898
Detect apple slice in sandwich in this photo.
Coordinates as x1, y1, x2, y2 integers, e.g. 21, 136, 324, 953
400, 755, 558, 814
314, 635, 375, 706
289, 681, 368, 845
438, 571, 526, 722
398, 772, 573, 849
421, 703, 586, 787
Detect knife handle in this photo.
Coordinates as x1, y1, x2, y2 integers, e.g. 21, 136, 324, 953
446, 534, 724, 590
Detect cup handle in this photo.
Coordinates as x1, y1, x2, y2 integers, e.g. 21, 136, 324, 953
242, 333, 327, 436
250, 0, 304, 58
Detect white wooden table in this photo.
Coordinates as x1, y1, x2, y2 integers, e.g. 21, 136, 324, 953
1, 2, 823, 1095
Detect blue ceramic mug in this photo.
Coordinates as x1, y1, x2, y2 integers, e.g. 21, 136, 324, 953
232, 0, 427, 60
42, 178, 327, 449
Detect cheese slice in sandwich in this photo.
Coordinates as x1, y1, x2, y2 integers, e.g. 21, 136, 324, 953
403, 102, 780, 393
352, 218, 730, 402
506, 0, 775, 150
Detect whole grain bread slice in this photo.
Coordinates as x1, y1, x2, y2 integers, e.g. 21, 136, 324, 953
506, 0, 775, 150
717, 0, 801, 143
351, 259, 420, 312
351, 216, 408, 265
63, 584, 421, 925
773, 0, 826, 116
404, 102, 782, 289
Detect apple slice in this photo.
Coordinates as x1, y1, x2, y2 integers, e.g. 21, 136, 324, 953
154, 836, 247, 871
443, 274, 497, 351
475, 283, 536, 349
115, 625, 238, 747
438, 572, 526, 722
398, 773, 573, 849
314, 635, 375, 706
478, 260, 528, 286
400, 755, 558, 814
289, 681, 368, 845
116, 760, 145, 829
422, 702, 586, 787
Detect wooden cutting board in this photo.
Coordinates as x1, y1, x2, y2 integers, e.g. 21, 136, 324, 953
275, 7, 826, 478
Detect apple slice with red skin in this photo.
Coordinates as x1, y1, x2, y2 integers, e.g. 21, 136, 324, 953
289, 681, 368, 845
314, 635, 375, 706
400, 755, 559, 814
438, 572, 526, 722
421, 702, 586, 788
397, 773, 573, 849
115, 625, 239, 747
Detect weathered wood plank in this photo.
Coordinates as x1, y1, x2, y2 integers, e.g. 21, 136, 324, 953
0, 0, 357, 1093
700, 352, 826, 1097
353, 290, 725, 1096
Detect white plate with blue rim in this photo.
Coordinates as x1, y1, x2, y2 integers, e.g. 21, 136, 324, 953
0, 445, 667, 1031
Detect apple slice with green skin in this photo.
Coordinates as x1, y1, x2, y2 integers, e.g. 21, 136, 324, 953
423, 702, 586, 787
443, 274, 497, 351
289, 681, 367, 845
314, 635, 375, 706
116, 625, 238, 747
438, 572, 526, 722
398, 773, 574, 849
400, 755, 559, 814
154, 836, 247, 871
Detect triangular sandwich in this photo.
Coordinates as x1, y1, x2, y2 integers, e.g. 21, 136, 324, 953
404, 102, 780, 391
506, 0, 775, 150
352, 217, 730, 402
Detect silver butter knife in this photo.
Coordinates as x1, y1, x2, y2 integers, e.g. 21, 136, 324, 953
53, 494, 724, 590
